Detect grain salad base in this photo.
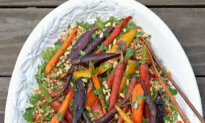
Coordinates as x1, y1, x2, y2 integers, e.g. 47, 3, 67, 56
5, 0, 202, 123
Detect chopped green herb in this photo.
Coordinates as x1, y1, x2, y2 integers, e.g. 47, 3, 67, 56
44, 115, 52, 121
98, 44, 108, 52
59, 64, 65, 69
136, 94, 146, 100
169, 86, 177, 96
136, 31, 144, 38
35, 63, 46, 84
122, 85, 127, 96
29, 94, 41, 105
106, 16, 116, 24
105, 32, 110, 38
23, 108, 34, 122
68, 24, 71, 29
42, 47, 55, 62
94, 112, 100, 116
54, 40, 63, 52
57, 112, 64, 121
95, 17, 105, 30
71, 87, 78, 92
151, 88, 157, 100
93, 89, 102, 95
52, 85, 60, 92
79, 50, 86, 56
125, 48, 134, 59
42, 81, 48, 87
73, 46, 77, 50
92, 33, 98, 39
135, 62, 139, 68
142, 118, 148, 123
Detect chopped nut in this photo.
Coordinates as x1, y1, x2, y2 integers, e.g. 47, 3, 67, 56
105, 22, 111, 27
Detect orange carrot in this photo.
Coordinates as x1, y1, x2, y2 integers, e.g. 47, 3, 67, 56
85, 90, 98, 107
45, 28, 77, 74
51, 90, 74, 123
107, 68, 116, 88
109, 61, 126, 110
51, 100, 73, 122
92, 102, 105, 120
131, 83, 145, 123
92, 75, 107, 114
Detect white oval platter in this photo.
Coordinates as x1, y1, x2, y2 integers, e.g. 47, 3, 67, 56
5, 0, 203, 122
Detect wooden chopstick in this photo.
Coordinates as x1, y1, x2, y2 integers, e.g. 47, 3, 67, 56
144, 40, 205, 123
147, 47, 189, 123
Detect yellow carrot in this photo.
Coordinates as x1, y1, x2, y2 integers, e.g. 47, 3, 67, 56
109, 28, 137, 53
119, 60, 138, 93
115, 105, 133, 123
45, 28, 78, 74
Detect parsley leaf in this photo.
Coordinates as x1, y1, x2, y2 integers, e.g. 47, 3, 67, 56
136, 94, 146, 100
79, 50, 85, 56
142, 118, 148, 123
169, 86, 177, 96
23, 108, 34, 122
93, 89, 102, 95
51, 85, 60, 92
98, 44, 108, 52
29, 94, 41, 105
95, 17, 105, 30
73, 46, 77, 50
125, 48, 134, 59
57, 113, 64, 121
42, 47, 55, 62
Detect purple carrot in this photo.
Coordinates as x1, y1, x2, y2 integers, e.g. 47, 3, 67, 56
68, 26, 96, 60
95, 98, 129, 123
155, 90, 165, 123
53, 66, 74, 101
141, 80, 157, 123
71, 53, 120, 66
83, 111, 92, 123
84, 27, 114, 55
72, 78, 86, 123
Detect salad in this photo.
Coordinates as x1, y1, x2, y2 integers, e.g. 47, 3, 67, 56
23, 16, 184, 123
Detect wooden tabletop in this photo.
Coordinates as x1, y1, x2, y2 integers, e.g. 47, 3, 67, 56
0, 0, 204, 122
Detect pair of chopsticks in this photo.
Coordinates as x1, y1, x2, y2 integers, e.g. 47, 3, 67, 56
143, 39, 205, 123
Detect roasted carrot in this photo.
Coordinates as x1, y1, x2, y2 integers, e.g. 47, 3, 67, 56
109, 61, 126, 110
92, 102, 105, 120
90, 62, 107, 114
73, 62, 113, 79
118, 77, 139, 123
109, 28, 137, 53
119, 60, 138, 93
92, 74, 107, 113
131, 83, 145, 123
85, 90, 98, 107
96, 16, 132, 54
51, 90, 74, 123
65, 110, 73, 123
115, 105, 133, 123
139, 45, 151, 120
107, 67, 116, 88
45, 28, 77, 74
51, 100, 73, 122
